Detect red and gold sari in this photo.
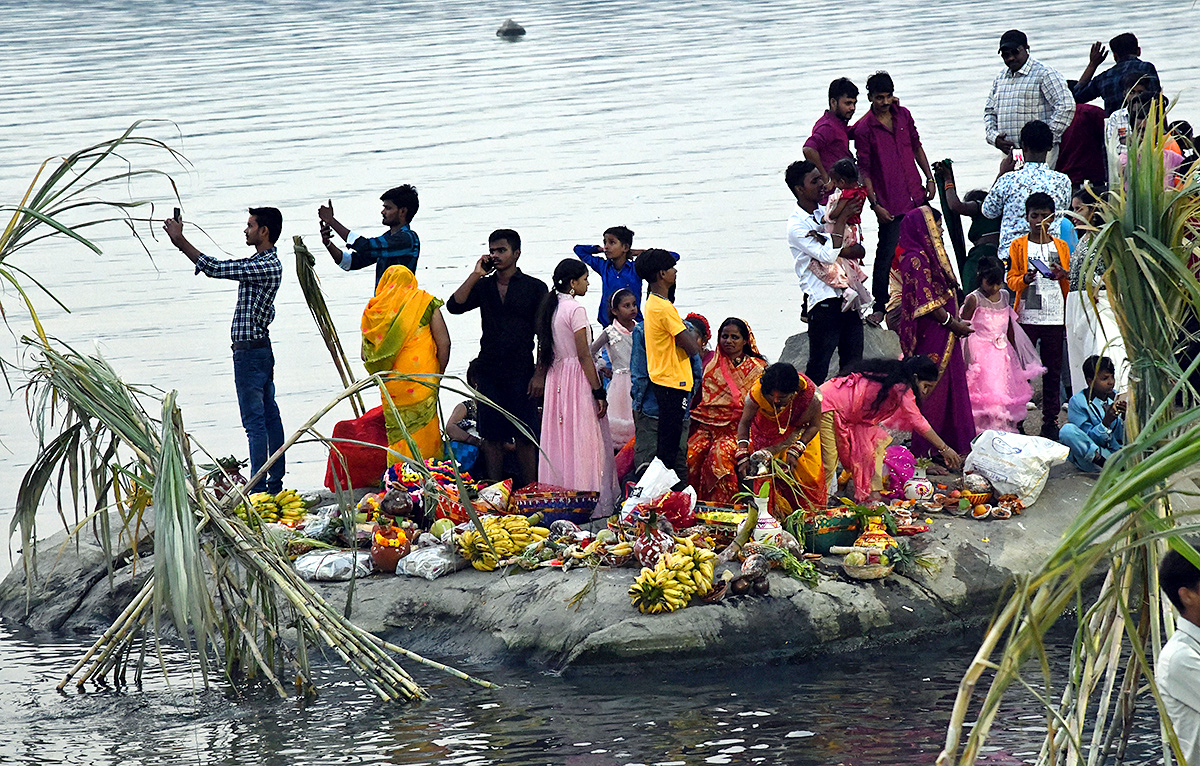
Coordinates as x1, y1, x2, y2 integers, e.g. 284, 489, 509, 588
686, 330, 767, 506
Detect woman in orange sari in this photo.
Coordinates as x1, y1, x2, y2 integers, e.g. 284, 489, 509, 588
735, 363, 825, 519
362, 265, 451, 465
686, 318, 768, 505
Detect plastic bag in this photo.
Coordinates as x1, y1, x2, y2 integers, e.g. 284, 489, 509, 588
396, 544, 470, 580
619, 458, 680, 521
294, 550, 374, 581
964, 430, 1069, 506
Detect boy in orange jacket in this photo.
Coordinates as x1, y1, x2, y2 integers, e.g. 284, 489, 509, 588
1006, 192, 1070, 439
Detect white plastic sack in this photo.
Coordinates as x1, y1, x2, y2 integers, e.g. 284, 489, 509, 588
964, 430, 1069, 506
396, 545, 469, 580
618, 458, 680, 521
294, 550, 374, 581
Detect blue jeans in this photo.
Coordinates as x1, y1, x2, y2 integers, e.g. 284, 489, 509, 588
233, 346, 285, 493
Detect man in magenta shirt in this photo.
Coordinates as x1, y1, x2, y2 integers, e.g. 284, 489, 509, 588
852, 71, 935, 322
803, 78, 858, 197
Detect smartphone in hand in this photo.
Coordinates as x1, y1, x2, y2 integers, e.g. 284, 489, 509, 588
1031, 258, 1053, 278
173, 207, 182, 222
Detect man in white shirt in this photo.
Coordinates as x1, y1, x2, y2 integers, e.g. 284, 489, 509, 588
1157, 547, 1200, 766
785, 159, 866, 384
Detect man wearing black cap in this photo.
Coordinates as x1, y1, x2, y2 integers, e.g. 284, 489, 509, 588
984, 30, 1075, 165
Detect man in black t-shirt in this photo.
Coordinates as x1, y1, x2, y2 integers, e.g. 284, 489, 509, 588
446, 228, 548, 486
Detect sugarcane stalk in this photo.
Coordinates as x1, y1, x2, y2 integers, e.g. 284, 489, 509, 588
58, 578, 153, 690
294, 235, 365, 416
364, 633, 498, 689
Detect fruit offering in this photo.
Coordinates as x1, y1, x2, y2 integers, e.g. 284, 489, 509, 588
457, 515, 550, 571
628, 537, 719, 614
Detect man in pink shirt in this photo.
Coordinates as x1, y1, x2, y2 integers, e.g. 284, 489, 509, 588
852, 71, 936, 323
804, 78, 858, 197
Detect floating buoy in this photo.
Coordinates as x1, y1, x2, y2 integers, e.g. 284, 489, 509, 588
496, 18, 525, 37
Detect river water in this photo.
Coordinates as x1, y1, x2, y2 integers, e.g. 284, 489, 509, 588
0, 0, 1195, 762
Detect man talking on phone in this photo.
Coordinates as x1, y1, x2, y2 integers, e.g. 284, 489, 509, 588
163, 207, 286, 494
445, 229, 548, 487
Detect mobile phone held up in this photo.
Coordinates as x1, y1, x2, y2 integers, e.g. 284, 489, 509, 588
482, 255, 498, 272
173, 207, 182, 223
1011, 147, 1025, 169
1031, 258, 1053, 278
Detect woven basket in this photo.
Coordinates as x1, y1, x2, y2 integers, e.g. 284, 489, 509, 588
513, 488, 599, 525
963, 490, 992, 506
842, 562, 894, 580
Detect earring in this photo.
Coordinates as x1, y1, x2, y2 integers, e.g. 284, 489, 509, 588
569, 288, 576, 296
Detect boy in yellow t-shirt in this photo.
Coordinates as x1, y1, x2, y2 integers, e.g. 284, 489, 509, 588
634, 249, 701, 474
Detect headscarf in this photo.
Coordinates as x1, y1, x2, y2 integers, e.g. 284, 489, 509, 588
362, 265, 442, 373
892, 206, 960, 356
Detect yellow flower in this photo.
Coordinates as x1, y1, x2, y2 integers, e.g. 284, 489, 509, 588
981, 537, 991, 543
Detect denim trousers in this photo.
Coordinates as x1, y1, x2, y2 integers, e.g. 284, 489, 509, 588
233, 346, 285, 493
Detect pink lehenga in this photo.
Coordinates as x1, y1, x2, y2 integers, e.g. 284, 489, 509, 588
963, 288, 1045, 433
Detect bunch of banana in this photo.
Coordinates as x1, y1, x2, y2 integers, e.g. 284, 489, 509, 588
628, 562, 689, 614
274, 489, 308, 524
249, 492, 281, 523
673, 536, 719, 596
457, 515, 550, 571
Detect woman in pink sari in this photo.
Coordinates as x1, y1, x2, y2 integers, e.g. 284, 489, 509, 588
820, 356, 964, 501
888, 206, 977, 461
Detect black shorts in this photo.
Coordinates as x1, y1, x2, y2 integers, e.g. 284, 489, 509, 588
475, 373, 540, 444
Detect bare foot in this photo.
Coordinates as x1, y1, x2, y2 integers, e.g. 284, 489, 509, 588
866, 311, 885, 327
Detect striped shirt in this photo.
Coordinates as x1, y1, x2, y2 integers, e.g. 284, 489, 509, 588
984, 57, 1075, 145
195, 248, 282, 343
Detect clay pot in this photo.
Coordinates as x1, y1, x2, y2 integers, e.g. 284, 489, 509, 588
370, 539, 411, 573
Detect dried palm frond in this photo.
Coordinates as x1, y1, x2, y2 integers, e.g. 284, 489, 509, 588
17, 342, 501, 701
938, 102, 1200, 766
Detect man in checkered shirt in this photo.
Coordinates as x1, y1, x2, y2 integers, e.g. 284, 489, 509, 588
984, 30, 1075, 166
164, 207, 286, 494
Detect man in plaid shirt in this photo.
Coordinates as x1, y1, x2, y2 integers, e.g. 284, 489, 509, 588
318, 184, 420, 287
984, 30, 1075, 164
164, 207, 286, 494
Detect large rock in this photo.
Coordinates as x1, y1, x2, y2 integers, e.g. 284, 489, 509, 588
779, 326, 901, 379
2, 471, 1172, 670
310, 466, 1107, 668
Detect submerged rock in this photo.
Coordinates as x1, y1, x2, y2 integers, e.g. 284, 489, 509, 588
496, 19, 526, 38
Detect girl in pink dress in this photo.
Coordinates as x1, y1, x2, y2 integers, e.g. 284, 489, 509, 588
961, 256, 1044, 433
536, 259, 617, 514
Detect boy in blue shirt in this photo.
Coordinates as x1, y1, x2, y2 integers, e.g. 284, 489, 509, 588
1059, 354, 1125, 472
574, 225, 679, 326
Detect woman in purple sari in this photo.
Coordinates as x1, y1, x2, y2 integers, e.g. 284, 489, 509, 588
888, 206, 977, 460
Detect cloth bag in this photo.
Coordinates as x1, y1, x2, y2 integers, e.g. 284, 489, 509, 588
964, 429, 1069, 506
324, 406, 388, 492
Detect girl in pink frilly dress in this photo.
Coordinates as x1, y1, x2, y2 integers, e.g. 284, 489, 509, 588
961, 256, 1045, 433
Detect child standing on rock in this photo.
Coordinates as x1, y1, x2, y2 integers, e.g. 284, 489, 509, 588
961, 255, 1044, 433
591, 288, 638, 452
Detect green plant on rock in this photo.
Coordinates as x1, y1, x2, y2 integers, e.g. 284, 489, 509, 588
937, 101, 1200, 766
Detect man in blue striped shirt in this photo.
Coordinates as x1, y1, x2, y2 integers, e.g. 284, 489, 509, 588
319, 185, 420, 286
164, 207, 286, 494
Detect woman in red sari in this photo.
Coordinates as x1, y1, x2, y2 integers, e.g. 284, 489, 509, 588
686, 318, 768, 505
888, 206, 977, 460
734, 363, 825, 519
